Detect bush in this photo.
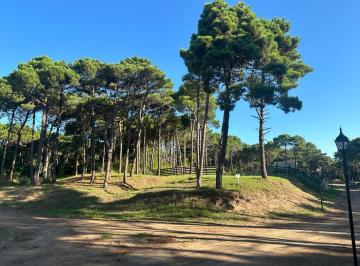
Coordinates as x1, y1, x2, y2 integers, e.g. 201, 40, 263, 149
18, 176, 31, 185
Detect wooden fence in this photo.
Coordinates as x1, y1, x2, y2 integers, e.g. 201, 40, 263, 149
160, 166, 216, 176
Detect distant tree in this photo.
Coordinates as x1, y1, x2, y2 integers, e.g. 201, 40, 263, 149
273, 134, 294, 165
0, 78, 16, 178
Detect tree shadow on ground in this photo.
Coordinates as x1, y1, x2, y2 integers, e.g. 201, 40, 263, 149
0, 207, 354, 266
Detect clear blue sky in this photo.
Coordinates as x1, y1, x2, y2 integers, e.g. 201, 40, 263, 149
1, 0, 360, 156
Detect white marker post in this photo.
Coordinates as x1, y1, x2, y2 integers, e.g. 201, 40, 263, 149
235, 173, 241, 186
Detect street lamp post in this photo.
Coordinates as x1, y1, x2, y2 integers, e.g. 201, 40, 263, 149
335, 128, 358, 266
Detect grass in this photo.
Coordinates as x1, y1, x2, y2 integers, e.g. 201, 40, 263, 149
0, 173, 338, 225
100, 233, 113, 240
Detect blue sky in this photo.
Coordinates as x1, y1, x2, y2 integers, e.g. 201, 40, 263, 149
1, 0, 360, 156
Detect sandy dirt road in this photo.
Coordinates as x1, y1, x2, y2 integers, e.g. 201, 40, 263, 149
0, 187, 358, 266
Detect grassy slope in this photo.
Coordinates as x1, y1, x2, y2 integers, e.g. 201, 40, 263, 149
0, 173, 334, 224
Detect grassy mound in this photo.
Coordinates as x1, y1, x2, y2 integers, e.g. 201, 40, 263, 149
0, 174, 331, 224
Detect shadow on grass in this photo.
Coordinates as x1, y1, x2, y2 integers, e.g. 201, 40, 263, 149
0, 185, 250, 222
273, 173, 343, 210
0, 174, 346, 227
269, 203, 324, 221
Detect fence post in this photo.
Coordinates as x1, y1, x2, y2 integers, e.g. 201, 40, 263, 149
319, 177, 324, 211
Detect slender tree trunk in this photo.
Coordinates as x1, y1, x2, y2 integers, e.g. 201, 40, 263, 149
43, 145, 50, 180
101, 143, 105, 173
89, 117, 96, 183
29, 110, 36, 183
104, 125, 114, 190
258, 104, 268, 179
157, 123, 161, 176
80, 135, 87, 180
172, 135, 176, 168
142, 126, 147, 174
131, 111, 144, 176
43, 123, 54, 182
112, 133, 117, 165
89, 86, 97, 183
123, 117, 132, 183
33, 101, 49, 185
0, 107, 16, 178
195, 85, 201, 179
9, 111, 30, 181
150, 141, 155, 171
190, 118, 194, 174
197, 93, 210, 188
176, 132, 183, 168
9, 136, 20, 181
205, 137, 208, 167
216, 106, 231, 190
135, 139, 140, 174
183, 136, 187, 167
75, 153, 79, 177
130, 157, 135, 177
118, 122, 123, 173
50, 90, 64, 183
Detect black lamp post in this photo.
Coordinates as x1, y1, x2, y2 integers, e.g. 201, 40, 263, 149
335, 127, 358, 266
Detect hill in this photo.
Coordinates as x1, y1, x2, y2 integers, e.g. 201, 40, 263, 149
0, 174, 329, 224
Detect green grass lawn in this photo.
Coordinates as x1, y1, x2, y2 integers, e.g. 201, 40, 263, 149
0, 173, 337, 225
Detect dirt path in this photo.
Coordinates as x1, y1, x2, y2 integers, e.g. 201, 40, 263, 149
0, 187, 359, 265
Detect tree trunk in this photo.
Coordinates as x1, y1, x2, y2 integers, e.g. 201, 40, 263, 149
43, 123, 54, 182
258, 104, 268, 179
216, 106, 230, 190
33, 101, 49, 185
142, 126, 147, 174
0, 107, 16, 178
43, 145, 50, 180
130, 156, 135, 177
183, 136, 187, 167
150, 141, 155, 171
123, 117, 132, 183
112, 133, 117, 165
89, 86, 97, 183
197, 93, 210, 188
29, 110, 36, 183
157, 123, 161, 176
118, 122, 123, 173
49, 90, 64, 183
131, 111, 144, 176
89, 116, 96, 184
205, 137, 208, 167
104, 125, 114, 190
135, 139, 140, 175
75, 153, 79, 177
190, 118, 194, 174
195, 85, 201, 179
101, 143, 105, 173
176, 132, 183, 168
9, 111, 30, 181
80, 136, 87, 180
